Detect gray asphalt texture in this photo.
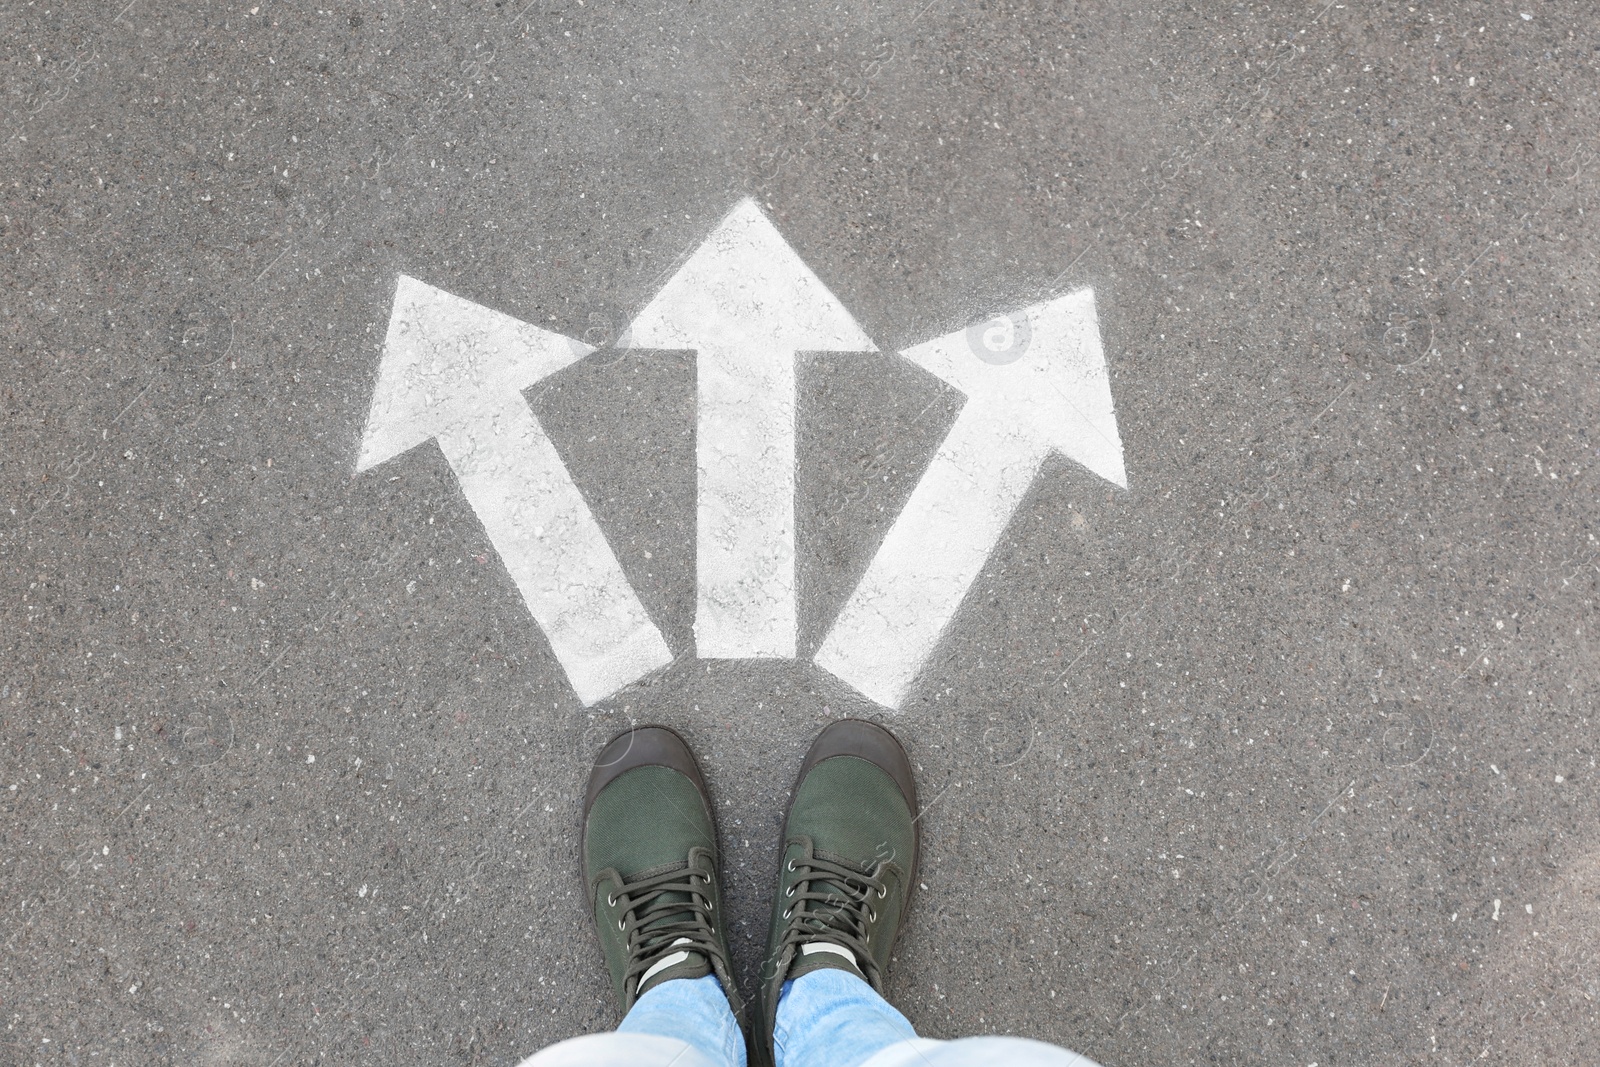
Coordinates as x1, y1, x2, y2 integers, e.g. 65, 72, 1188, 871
4, 2, 1598, 1065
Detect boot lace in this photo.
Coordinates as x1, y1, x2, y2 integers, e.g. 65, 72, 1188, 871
777, 853, 888, 986
612, 863, 723, 997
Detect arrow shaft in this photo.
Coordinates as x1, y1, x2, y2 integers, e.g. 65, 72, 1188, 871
814, 412, 1050, 708
696, 344, 796, 658
435, 396, 672, 704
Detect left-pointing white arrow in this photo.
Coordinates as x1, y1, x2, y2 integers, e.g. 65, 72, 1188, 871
357, 274, 673, 705
622, 199, 876, 659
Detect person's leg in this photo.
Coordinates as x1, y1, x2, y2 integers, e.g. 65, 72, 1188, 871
753, 719, 921, 1067
770, 962, 1101, 1067
516, 726, 745, 1067
513, 973, 740, 1067
771, 967, 914, 1067
755, 720, 1102, 1067
617, 973, 746, 1066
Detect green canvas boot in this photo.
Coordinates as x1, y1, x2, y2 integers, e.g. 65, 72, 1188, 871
754, 720, 920, 1066
581, 725, 742, 1021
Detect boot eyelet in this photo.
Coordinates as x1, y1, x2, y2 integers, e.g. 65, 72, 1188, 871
786, 885, 795, 898
786, 860, 796, 872
876, 886, 887, 900
868, 907, 879, 923
617, 918, 626, 931
783, 905, 794, 920
607, 894, 618, 907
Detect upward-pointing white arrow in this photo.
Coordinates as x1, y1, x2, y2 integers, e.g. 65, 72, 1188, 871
623, 199, 876, 659
357, 275, 673, 705
814, 288, 1126, 709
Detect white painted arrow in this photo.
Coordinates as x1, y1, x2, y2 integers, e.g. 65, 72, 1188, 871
357, 274, 673, 705
813, 288, 1125, 709
623, 199, 876, 659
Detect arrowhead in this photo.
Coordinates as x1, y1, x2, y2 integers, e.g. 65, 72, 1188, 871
621, 198, 876, 355
898, 288, 1127, 488
356, 275, 592, 472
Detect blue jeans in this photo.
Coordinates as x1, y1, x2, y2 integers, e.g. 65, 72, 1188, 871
517, 970, 1101, 1067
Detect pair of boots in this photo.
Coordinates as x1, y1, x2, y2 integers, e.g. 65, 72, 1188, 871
581, 719, 919, 1066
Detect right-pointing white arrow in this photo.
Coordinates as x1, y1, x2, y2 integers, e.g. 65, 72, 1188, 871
358, 275, 673, 706
623, 199, 875, 659
814, 288, 1126, 709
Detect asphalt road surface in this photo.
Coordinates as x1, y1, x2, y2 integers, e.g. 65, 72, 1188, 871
4, 2, 1598, 1065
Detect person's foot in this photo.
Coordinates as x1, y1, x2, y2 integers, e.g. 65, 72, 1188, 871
754, 719, 919, 1064
581, 725, 742, 1020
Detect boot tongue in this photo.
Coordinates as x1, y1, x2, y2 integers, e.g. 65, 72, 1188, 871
807, 848, 867, 901
787, 852, 873, 984
631, 863, 712, 996
633, 860, 697, 933
801, 851, 873, 936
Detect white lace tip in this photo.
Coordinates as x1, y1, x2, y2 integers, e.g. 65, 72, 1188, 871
802, 942, 858, 968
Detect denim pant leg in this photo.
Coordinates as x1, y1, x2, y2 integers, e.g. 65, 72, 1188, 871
514, 974, 742, 1067
773, 969, 1103, 1067
618, 974, 747, 1067
773, 969, 917, 1067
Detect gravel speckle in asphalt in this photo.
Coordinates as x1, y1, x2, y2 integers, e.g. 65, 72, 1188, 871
3, 2, 1598, 1065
